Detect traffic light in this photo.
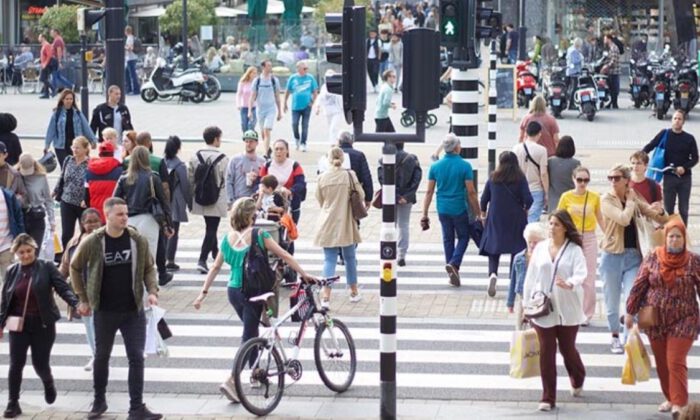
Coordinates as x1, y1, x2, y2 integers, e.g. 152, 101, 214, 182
439, 0, 502, 69
403, 29, 441, 112
439, 0, 460, 48
325, 6, 366, 124
475, 2, 501, 42
77, 7, 105, 32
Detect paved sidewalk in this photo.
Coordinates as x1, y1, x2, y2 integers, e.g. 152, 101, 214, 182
0, 391, 671, 419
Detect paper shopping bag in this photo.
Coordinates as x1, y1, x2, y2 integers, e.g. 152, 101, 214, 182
53, 232, 63, 254
621, 326, 651, 384
509, 328, 540, 378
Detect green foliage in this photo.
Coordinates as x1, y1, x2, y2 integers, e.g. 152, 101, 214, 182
313, 0, 375, 34
159, 0, 219, 37
39, 5, 82, 43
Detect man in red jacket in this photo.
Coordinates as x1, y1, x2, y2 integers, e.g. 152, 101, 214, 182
86, 143, 123, 222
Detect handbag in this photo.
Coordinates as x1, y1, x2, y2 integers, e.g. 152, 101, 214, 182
372, 154, 410, 210
509, 328, 541, 378
637, 305, 659, 329
148, 175, 166, 226
524, 241, 570, 320
347, 170, 368, 220
25, 206, 46, 221
5, 274, 33, 333
646, 129, 669, 183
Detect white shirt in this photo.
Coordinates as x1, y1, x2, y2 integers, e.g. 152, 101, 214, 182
512, 140, 547, 192
522, 239, 587, 327
317, 84, 343, 116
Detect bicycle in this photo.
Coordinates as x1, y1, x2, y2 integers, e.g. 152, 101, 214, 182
232, 276, 357, 416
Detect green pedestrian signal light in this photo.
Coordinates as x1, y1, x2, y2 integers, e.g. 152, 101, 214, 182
439, 0, 459, 48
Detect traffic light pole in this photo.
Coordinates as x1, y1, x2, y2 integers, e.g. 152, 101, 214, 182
79, 33, 89, 116
488, 39, 497, 174
452, 68, 480, 188
104, 0, 125, 102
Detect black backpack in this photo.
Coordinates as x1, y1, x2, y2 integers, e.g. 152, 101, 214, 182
242, 228, 276, 298
133, 37, 143, 54
194, 151, 225, 206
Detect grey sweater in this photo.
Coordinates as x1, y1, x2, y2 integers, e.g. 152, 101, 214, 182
22, 173, 55, 225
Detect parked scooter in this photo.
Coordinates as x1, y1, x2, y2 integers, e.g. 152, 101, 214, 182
541, 64, 568, 118
629, 57, 653, 108
516, 60, 538, 108
573, 68, 597, 121
673, 58, 699, 114
652, 59, 675, 120
140, 57, 207, 103
592, 55, 611, 109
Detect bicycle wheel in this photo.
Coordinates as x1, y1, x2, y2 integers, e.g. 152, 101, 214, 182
314, 318, 356, 393
233, 337, 285, 416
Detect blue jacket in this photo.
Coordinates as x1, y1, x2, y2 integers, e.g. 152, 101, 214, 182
507, 249, 527, 309
45, 107, 97, 150
2, 187, 25, 238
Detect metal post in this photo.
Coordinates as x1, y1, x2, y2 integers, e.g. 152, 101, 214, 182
379, 141, 397, 420
452, 68, 480, 187
488, 40, 497, 174
182, 0, 188, 69
104, 0, 125, 103
80, 33, 89, 116
517, 0, 527, 61
657, 0, 664, 53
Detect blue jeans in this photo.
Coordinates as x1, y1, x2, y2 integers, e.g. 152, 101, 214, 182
125, 59, 140, 94
438, 211, 470, 269
508, 50, 518, 64
600, 249, 642, 340
51, 67, 73, 93
227, 287, 263, 369
528, 190, 545, 223
291, 106, 312, 145
323, 245, 357, 286
240, 107, 257, 133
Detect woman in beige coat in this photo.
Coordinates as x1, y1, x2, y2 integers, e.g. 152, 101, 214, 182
315, 147, 363, 304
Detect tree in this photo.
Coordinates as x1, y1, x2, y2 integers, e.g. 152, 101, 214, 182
313, 0, 375, 33
159, 0, 219, 37
39, 5, 82, 42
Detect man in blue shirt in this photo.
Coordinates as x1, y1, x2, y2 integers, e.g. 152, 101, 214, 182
421, 134, 480, 287
284, 62, 318, 153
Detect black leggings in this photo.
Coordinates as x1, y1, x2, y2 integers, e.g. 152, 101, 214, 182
488, 253, 515, 277
200, 216, 220, 262
25, 216, 46, 254
166, 221, 181, 262
8, 316, 56, 401
60, 201, 83, 250
156, 229, 166, 275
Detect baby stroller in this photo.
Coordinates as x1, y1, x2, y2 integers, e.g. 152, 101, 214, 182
400, 110, 438, 128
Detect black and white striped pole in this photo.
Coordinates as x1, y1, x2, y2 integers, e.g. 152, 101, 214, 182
452, 68, 481, 186
488, 39, 497, 174
379, 142, 397, 419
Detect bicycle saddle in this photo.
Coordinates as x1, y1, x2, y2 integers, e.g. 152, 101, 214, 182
249, 292, 275, 302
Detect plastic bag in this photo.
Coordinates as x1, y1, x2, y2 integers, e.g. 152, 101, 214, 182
145, 306, 169, 357
509, 328, 540, 378
621, 326, 651, 384
39, 227, 55, 261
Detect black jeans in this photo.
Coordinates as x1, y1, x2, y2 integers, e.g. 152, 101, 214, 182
166, 221, 181, 262
228, 287, 263, 370
156, 229, 166, 275
200, 216, 221, 262
55, 147, 73, 171
93, 310, 146, 410
488, 253, 515, 278
663, 174, 692, 226
367, 58, 380, 88
609, 74, 620, 107
25, 214, 46, 254
8, 316, 56, 401
60, 201, 83, 250
375, 118, 396, 133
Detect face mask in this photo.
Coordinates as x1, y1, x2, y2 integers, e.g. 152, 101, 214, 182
667, 246, 685, 254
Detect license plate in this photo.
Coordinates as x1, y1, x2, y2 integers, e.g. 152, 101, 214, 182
524, 88, 532, 94
656, 92, 665, 100
598, 91, 605, 98
552, 99, 561, 106
632, 86, 640, 93
581, 95, 590, 102
682, 92, 689, 98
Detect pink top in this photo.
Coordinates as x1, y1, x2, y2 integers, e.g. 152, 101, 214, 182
237, 80, 254, 109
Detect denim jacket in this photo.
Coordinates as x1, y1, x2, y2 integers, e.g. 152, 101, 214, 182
507, 249, 528, 308
45, 107, 97, 150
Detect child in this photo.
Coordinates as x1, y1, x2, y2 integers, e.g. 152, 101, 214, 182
255, 175, 286, 221
507, 222, 546, 330
101, 127, 121, 161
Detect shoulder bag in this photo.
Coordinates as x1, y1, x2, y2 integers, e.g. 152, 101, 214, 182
524, 241, 570, 320
348, 170, 368, 220
637, 305, 659, 329
5, 273, 33, 332
579, 192, 588, 233
646, 129, 669, 183
148, 175, 166, 226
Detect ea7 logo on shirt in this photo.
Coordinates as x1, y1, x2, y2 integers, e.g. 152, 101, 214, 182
105, 250, 132, 266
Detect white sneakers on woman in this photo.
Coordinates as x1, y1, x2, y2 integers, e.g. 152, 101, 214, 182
537, 402, 552, 412
83, 357, 94, 371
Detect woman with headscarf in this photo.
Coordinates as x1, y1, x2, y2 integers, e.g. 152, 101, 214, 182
626, 219, 700, 417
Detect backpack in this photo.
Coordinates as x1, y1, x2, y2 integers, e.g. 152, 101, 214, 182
133, 37, 143, 54
242, 228, 276, 298
254, 76, 277, 94
193, 151, 225, 206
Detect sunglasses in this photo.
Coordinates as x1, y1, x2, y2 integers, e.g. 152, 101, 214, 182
575, 177, 590, 184
607, 175, 623, 182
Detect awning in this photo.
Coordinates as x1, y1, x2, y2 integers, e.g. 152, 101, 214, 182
130, 7, 166, 17
235, 0, 314, 16
215, 6, 246, 17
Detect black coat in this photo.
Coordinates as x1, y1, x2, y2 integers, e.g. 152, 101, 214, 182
0, 260, 79, 327
378, 150, 422, 204
340, 144, 373, 201
89, 102, 134, 141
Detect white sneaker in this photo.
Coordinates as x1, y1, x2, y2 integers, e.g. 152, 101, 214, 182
219, 376, 240, 403
83, 357, 94, 372
349, 292, 362, 303
295, 139, 300, 150
537, 402, 552, 411
301, 144, 307, 152
610, 337, 624, 354
570, 386, 583, 397
487, 273, 498, 297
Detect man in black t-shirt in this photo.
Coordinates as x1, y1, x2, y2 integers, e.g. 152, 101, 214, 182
70, 197, 161, 420
642, 110, 699, 225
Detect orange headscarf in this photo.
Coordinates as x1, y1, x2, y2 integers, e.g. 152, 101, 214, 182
656, 218, 690, 287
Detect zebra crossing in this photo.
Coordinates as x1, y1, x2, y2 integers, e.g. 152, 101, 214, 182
2, 239, 698, 409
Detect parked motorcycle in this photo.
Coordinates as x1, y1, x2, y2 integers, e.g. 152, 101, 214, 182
673, 58, 699, 114
541, 64, 568, 118
651, 59, 675, 120
629, 57, 652, 108
573, 68, 597, 121
190, 56, 222, 102
592, 55, 611, 109
516, 60, 538, 108
140, 58, 207, 103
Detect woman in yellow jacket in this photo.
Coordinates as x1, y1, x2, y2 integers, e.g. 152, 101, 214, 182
315, 147, 364, 305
